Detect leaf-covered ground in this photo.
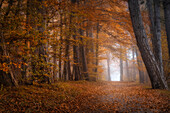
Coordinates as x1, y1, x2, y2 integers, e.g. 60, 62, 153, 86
0, 81, 169, 112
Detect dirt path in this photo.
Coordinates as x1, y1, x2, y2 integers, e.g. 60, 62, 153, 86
0, 81, 169, 112
66, 82, 169, 112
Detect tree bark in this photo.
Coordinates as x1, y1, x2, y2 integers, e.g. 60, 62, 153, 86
128, 0, 168, 89
136, 49, 144, 83
120, 46, 123, 81
80, 28, 89, 80
153, 0, 164, 78
2, 35, 18, 87
0, 0, 19, 87
163, 0, 170, 58
107, 52, 111, 81
95, 22, 99, 79
73, 34, 80, 81
71, 0, 80, 81
59, 12, 63, 80
146, 0, 155, 50
132, 46, 136, 81
36, 0, 50, 84
125, 52, 129, 81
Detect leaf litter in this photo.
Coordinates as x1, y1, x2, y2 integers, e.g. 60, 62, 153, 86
0, 81, 169, 112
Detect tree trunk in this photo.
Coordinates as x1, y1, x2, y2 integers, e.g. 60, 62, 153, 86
146, 0, 155, 50
153, 0, 164, 78
0, 0, 19, 87
2, 36, 18, 87
147, 0, 166, 86
53, 46, 57, 83
59, 12, 63, 80
120, 46, 123, 81
95, 22, 99, 79
63, 36, 71, 81
132, 46, 136, 81
136, 49, 144, 83
80, 28, 89, 80
163, 0, 170, 58
71, 0, 79, 81
63, 9, 72, 81
128, 0, 168, 89
73, 34, 80, 81
89, 25, 96, 81
125, 52, 129, 81
107, 53, 111, 81
36, 0, 50, 84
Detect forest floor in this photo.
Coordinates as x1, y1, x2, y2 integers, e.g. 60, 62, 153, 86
0, 81, 169, 112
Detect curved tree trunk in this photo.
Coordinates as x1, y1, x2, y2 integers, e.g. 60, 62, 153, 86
128, 0, 168, 89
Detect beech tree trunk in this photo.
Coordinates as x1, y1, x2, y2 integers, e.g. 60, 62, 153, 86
120, 46, 123, 81
95, 22, 99, 79
73, 34, 80, 81
80, 28, 89, 80
71, 0, 80, 81
136, 49, 144, 83
128, 0, 168, 89
25, 0, 33, 84
125, 52, 129, 81
107, 53, 111, 81
146, 0, 155, 50
59, 12, 63, 80
132, 47, 136, 81
163, 0, 170, 58
63, 33, 71, 81
153, 0, 164, 78
147, 0, 167, 86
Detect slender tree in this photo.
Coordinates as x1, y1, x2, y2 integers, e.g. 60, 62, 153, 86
95, 22, 99, 79
132, 46, 136, 81
136, 49, 144, 83
120, 45, 123, 81
106, 52, 111, 81
125, 52, 130, 81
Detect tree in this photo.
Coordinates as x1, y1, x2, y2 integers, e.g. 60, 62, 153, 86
128, 0, 168, 89
147, 0, 164, 78
125, 51, 130, 81
136, 49, 144, 83
120, 46, 123, 81
106, 52, 111, 81
79, 28, 89, 80
131, 46, 136, 81
163, 0, 170, 58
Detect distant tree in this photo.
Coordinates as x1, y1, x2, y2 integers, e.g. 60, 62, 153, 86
125, 51, 130, 81
106, 52, 111, 81
120, 46, 123, 81
136, 49, 144, 83
131, 46, 136, 81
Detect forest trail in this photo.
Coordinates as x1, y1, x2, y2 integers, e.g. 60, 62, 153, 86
0, 81, 169, 112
